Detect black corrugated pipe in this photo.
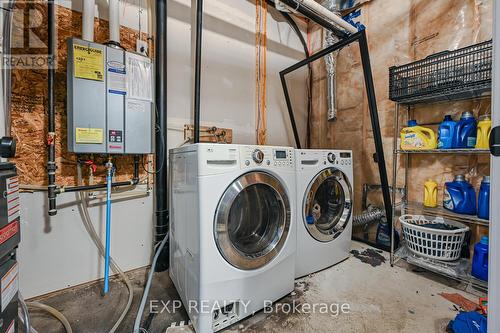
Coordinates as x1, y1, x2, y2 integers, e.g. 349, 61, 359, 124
193, 0, 203, 143
47, 0, 57, 216
154, 0, 169, 271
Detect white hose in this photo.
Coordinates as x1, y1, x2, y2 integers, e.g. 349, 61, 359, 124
133, 234, 168, 333
26, 302, 72, 333
76, 166, 133, 333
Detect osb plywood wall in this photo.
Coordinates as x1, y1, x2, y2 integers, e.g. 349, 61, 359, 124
10, 3, 151, 186
308, 0, 492, 239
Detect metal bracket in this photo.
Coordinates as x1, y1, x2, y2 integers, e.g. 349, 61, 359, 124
491, 126, 500, 156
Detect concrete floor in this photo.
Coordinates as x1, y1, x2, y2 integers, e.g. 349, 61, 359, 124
28, 242, 485, 333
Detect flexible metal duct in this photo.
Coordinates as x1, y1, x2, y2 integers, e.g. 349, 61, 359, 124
353, 206, 385, 228
323, 0, 340, 121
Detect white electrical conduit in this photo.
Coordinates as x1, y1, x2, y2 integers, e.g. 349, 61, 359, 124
76, 165, 133, 333
109, 0, 120, 44
82, 0, 96, 41
294, 0, 358, 34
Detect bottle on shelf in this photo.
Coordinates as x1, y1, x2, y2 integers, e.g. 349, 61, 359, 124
438, 115, 457, 149
400, 120, 437, 150
454, 111, 477, 148
478, 176, 490, 220
471, 236, 489, 281
423, 179, 438, 208
443, 175, 477, 215
475, 115, 492, 149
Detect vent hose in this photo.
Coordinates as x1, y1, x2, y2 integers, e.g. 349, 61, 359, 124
353, 206, 385, 228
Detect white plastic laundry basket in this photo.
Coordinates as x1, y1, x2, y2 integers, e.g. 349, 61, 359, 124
399, 214, 469, 261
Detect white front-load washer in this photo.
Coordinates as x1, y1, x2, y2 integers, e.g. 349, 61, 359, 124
169, 143, 296, 333
295, 149, 353, 279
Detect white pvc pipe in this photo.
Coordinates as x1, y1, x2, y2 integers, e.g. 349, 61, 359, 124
109, 0, 120, 44
82, 0, 95, 41
296, 0, 358, 34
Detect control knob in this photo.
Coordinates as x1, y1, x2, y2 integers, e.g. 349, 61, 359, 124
252, 149, 265, 164
327, 153, 336, 164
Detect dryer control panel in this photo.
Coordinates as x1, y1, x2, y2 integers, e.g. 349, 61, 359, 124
240, 146, 294, 170
324, 151, 352, 166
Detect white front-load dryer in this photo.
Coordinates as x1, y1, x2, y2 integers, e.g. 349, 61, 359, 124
295, 149, 353, 279
169, 143, 296, 333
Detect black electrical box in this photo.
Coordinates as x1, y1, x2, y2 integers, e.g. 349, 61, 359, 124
0, 256, 18, 313
0, 163, 20, 259
0, 298, 17, 333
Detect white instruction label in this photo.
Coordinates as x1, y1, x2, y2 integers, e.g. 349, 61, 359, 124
6, 177, 19, 223
1, 262, 18, 311
126, 53, 153, 101
108, 65, 127, 95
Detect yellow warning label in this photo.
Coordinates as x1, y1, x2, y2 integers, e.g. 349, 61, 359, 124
73, 44, 104, 81
75, 128, 103, 144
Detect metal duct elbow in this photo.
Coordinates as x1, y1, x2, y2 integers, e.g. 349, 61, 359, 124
82, 0, 95, 41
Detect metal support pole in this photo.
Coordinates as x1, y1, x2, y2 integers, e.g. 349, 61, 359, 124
193, 0, 203, 143
358, 30, 393, 232
47, 0, 57, 216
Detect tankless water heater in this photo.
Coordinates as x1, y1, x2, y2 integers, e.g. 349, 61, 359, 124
67, 38, 154, 154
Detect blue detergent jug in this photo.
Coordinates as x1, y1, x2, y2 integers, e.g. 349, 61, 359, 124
443, 175, 477, 215
454, 111, 477, 148
447, 311, 487, 333
438, 115, 457, 149
477, 176, 490, 220
472, 236, 488, 281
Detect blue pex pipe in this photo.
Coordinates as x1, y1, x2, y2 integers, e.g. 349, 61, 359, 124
104, 168, 113, 294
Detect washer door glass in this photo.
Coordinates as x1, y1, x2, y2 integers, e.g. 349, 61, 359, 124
215, 172, 291, 270
304, 168, 352, 242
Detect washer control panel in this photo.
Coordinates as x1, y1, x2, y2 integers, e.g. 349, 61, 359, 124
241, 146, 294, 169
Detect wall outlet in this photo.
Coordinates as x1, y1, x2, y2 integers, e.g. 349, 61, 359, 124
136, 39, 148, 56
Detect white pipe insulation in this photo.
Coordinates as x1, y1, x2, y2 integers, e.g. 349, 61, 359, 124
109, 0, 120, 45
82, 0, 95, 41
295, 0, 358, 34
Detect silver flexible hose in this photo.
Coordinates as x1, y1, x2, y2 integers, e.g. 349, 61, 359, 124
76, 165, 133, 333
353, 206, 385, 228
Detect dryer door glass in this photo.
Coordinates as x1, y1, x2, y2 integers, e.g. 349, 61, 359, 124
215, 171, 291, 270
304, 168, 352, 242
